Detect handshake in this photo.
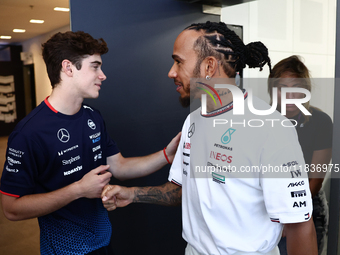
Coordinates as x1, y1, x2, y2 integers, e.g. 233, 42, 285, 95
101, 185, 134, 211
101, 182, 182, 210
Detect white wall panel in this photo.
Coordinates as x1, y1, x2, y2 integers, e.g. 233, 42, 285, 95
249, 0, 294, 52
221, 2, 250, 43
328, 0, 337, 56
293, 0, 328, 54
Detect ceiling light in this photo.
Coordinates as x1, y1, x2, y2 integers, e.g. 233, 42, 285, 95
30, 19, 44, 24
54, 7, 70, 12
13, 29, 26, 33
0, 36, 11, 39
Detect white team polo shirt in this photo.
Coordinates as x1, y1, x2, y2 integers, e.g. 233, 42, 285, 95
169, 94, 312, 255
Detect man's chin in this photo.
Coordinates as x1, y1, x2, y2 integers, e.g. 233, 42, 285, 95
179, 96, 191, 108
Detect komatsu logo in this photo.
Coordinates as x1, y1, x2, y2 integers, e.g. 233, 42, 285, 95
64, 165, 83, 176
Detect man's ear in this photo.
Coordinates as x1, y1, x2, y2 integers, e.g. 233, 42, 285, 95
61, 60, 73, 76
204, 56, 219, 78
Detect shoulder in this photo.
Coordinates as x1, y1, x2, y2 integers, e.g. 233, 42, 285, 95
82, 104, 104, 120
13, 102, 48, 133
82, 104, 101, 114
310, 107, 332, 124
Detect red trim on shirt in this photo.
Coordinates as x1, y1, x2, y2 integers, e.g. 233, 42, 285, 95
171, 180, 182, 187
0, 190, 20, 198
44, 96, 58, 113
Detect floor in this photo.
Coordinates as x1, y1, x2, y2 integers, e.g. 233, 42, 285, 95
0, 136, 40, 254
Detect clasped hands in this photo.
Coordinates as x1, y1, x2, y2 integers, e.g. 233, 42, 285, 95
101, 184, 133, 211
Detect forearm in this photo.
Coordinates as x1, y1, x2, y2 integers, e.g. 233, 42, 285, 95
2, 182, 81, 221
108, 150, 169, 181
102, 182, 182, 210
285, 219, 317, 255
108, 133, 181, 181
308, 148, 332, 197
308, 178, 324, 198
132, 182, 182, 206
3, 165, 111, 221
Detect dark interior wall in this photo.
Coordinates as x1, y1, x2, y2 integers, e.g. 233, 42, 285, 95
0, 45, 26, 136
327, 0, 340, 254
70, 1, 219, 254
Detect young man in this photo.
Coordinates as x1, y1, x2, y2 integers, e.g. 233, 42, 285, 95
0, 31, 179, 255
101, 22, 317, 255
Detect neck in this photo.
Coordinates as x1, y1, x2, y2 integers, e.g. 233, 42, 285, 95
48, 84, 83, 115
206, 88, 234, 112
204, 77, 237, 113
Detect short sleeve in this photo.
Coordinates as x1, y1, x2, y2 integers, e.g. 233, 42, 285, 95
260, 127, 312, 224
99, 112, 119, 157
168, 115, 191, 187
0, 132, 40, 197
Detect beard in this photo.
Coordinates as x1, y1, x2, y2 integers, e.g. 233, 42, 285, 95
179, 63, 201, 108
179, 95, 191, 108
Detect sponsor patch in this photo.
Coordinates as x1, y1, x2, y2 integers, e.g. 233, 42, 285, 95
7, 156, 21, 166
64, 165, 83, 176
291, 190, 306, 198
62, 155, 80, 166
92, 145, 101, 152
212, 172, 225, 184
5, 165, 18, 173
8, 148, 25, 158
287, 181, 305, 188
293, 201, 306, 208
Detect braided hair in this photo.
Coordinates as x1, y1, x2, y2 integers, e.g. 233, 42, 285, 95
186, 21, 271, 78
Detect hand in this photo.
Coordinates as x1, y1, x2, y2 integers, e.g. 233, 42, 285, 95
77, 165, 112, 199
165, 132, 181, 163
101, 185, 134, 211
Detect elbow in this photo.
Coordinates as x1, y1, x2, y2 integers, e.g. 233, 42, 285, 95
3, 209, 21, 221
110, 166, 130, 182
116, 176, 128, 182
2, 197, 24, 221
111, 170, 127, 182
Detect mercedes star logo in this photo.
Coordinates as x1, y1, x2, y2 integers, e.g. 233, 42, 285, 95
57, 128, 70, 143
188, 123, 195, 138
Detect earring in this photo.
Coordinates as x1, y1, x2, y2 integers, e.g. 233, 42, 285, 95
206, 75, 211, 80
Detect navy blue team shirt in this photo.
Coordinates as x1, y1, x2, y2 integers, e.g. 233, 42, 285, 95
0, 98, 119, 255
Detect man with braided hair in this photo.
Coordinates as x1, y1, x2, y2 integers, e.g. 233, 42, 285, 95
102, 21, 317, 255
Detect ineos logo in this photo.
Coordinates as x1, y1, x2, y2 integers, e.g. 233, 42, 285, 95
88, 119, 96, 130
57, 128, 70, 143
